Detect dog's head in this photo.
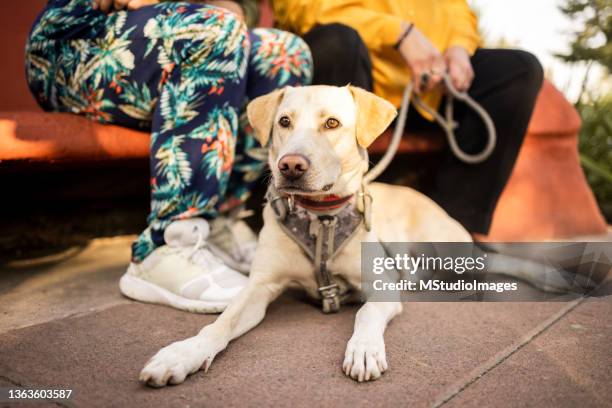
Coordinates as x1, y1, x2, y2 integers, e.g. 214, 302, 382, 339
247, 85, 396, 198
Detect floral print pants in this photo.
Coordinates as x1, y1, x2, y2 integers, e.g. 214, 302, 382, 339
26, 0, 312, 262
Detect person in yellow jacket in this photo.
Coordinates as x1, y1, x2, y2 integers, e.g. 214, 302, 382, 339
273, 0, 544, 236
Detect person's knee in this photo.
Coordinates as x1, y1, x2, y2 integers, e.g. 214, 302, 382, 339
251, 28, 313, 83
305, 23, 362, 45
303, 23, 372, 87
284, 31, 314, 83
515, 50, 544, 90
304, 23, 365, 60
251, 28, 312, 65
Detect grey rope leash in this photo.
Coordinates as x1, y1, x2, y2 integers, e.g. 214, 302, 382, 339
364, 72, 497, 184
416, 74, 497, 164
363, 80, 414, 183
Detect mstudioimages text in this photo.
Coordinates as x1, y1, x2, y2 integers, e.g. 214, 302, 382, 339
373, 279, 519, 293
370, 253, 518, 293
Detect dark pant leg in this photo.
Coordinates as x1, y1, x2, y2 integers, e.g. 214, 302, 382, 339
421, 48, 544, 233
303, 23, 373, 91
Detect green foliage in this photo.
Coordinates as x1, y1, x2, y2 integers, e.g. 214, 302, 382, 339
557, 0, 611, 222
556, 0, 612, 73
577, 97, 612, 221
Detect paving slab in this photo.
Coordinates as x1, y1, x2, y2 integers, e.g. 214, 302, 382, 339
444, 297, 612, 408
0, 299, 577, 407
0, 237, 609, 407
0, 237, 134, 333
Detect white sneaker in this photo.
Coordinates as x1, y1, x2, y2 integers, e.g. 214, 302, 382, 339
119, 219, 248, 313
208, 210, 258, 274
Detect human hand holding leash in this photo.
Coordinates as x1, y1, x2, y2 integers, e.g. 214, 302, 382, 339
444, 45, 475, 92
396, 23, 447, 94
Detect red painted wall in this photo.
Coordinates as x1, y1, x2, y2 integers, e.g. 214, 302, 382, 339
0, 1, 47, 111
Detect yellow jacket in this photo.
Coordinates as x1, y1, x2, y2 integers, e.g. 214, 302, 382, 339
272, 0, 480, 113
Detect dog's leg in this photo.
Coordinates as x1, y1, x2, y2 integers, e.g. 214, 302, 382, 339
140, 275, 286, 387
343, 301, 402, 382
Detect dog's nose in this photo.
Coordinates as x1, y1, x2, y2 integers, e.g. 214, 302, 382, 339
278, 154, 310, 180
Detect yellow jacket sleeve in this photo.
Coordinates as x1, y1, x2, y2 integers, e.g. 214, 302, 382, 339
307, 1, 405, 52
444, 0, 481, 54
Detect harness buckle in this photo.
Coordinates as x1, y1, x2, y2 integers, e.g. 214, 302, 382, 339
319, 283, 341, 314
269, 194, 288, 221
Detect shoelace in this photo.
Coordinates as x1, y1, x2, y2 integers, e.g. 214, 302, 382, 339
186, 225, 224, 269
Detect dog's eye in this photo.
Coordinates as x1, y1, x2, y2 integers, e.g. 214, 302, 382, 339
278, 115, 291, 128
325, 118, 340, 129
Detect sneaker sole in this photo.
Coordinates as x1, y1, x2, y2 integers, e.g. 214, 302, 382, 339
119, 273, 228, 314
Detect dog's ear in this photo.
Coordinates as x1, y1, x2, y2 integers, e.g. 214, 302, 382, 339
247, 88, 286, 146
349, 86, 397, 148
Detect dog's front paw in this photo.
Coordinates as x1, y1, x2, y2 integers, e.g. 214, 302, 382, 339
140, 336, 216, 388
343, 335, 388, 382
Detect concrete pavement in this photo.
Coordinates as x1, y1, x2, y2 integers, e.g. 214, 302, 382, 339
0, 236, 610, 407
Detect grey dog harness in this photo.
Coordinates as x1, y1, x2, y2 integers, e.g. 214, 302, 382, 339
267, 186, 366, 313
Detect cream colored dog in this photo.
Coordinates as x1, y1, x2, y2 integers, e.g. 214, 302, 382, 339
139, 86, 590, 387
139, 85, 476, 387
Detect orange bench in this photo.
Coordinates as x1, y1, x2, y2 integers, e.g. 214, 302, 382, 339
0, 2, 606, 239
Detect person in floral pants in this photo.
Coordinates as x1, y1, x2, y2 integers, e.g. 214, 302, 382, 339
26, 0, 312, 312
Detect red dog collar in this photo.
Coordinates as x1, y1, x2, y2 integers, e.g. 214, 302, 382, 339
294, 194, 354, 212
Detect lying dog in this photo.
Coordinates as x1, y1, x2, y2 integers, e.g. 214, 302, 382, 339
139, 85, 585, 387
139, 85, 474, 387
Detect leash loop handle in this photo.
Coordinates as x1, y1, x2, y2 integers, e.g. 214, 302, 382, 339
364, 72, 497, 184
412, 74, 497, 164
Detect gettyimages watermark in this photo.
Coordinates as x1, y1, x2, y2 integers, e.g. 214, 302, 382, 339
361, 242, 611, 302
